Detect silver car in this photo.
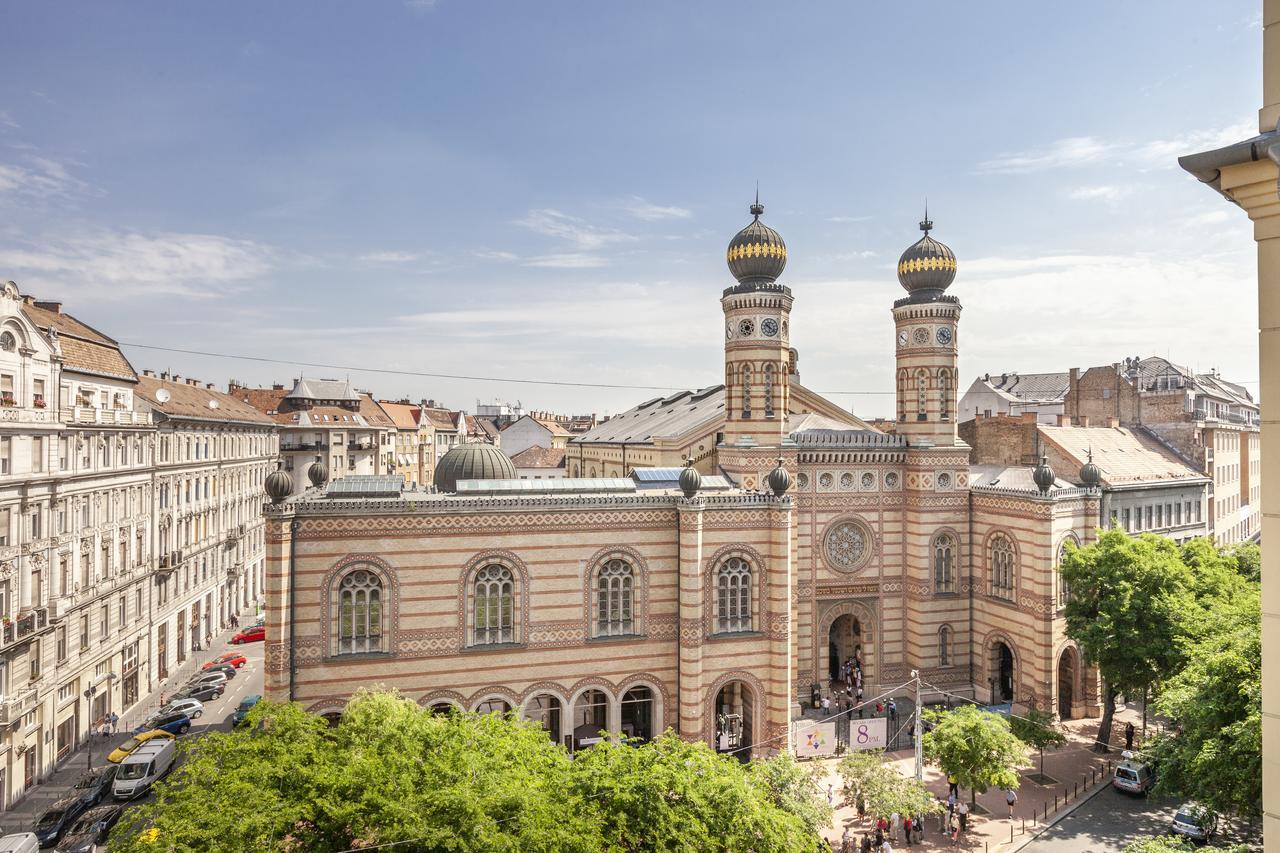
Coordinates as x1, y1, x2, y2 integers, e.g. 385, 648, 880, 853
158, 698, 204, 720
1170, 803, 1217, 843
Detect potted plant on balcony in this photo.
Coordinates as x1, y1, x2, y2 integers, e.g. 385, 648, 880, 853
32, 396, 45, 409
0, 392, 14, 407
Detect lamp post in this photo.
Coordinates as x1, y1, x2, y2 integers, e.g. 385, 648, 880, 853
82, 684, 96, 772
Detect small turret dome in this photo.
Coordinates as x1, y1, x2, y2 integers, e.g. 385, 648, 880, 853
433, 444, 517, 493
264, 463, 293, 503
727, 198, 787, 285
1079, 449, 1101, 488
1032, 454, 1055, 494
678, 460, 702, 498
897, 215, 956, 301
308, 458, 329, 489
766, 458, 791, 497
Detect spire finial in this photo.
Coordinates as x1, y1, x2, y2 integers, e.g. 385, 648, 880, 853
750, 183, 764, 217
920, 198, 932, 234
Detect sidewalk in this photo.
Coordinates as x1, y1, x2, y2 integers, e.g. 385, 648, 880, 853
4, 615, 254, 828
815, 703, 1146, 852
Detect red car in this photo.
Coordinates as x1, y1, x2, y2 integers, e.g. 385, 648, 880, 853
230, 626, 265, 644
203, 652, 247, 670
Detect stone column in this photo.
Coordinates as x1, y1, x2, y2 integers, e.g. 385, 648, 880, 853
676, 499, 705, 740
262, 512, 293, 700
766, 498, 795, 754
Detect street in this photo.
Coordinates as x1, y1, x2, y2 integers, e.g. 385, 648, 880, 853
6, 629, 264, 847
1021, 785, 1260, 852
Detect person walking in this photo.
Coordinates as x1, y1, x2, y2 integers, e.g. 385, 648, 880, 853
1006, 787, 1017, 818
822, 695, 832, 715
827, 784, 835, 807
887, 699, 898, 725
890, 812, 900, 843
1125, 721, 1136, 751
860, 835, 872, 853
957, 800, 969, 832
948, 774, 959, 797
902, 815, 912, 846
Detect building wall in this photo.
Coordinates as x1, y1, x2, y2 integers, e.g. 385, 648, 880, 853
500, 419, 553, 459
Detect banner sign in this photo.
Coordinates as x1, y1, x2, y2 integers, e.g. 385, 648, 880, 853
849, 717, 888, 751
794, 721, 838, 757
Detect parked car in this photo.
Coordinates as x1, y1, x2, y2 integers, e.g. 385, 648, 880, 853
172, 682, 224, 702
70, 766, 116, 809
32, 795, 89, 847
1113, 758, 1156, 795
203, 652, 247, 670
0, 833, 39, 853
159, 697, 204, 720
134, 711, 191, 737
54, 804, 124, 853
233, 695, 262, 726
107, 729, 175, 764
188, 669, 228, 686
1170, 803, 1218, 843
230, 625, 265, 644
203, 663, 237, 680
113, 739, 176, 800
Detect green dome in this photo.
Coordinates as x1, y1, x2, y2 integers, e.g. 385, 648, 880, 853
434, 444, 517, 492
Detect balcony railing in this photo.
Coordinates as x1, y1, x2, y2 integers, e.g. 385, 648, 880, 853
59, 407, 150, 426
0, 687, 40, 725
281, 441, 328, 452
1, 608, 48, 646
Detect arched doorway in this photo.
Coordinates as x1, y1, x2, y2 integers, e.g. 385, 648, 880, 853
571, 689, 609, 750
990, 641, 1015, 703
828, 615, 862, 684
524, 694, 563, 743
620, 687, 654, 742
320, 712, 342, 728
473, 698, 512, 716
714, 681, 754, 761
427, 702, 455, 716
1057, 648, 1078, 720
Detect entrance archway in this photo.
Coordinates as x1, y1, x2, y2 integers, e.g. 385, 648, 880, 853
571, 689, 609, 750
828, 615, 862, 684
714, 681, 754, 760
473, 698, 511, 716
1057, 647, 1078, 720
990, 641, 1015, 703
620, 687, 654, 742
524, 694, 563, 743
816, 601, 876, 696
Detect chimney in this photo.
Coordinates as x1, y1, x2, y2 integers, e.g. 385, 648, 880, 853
142, 369, 155, 377
1080, 416, 1091, 427
982, 409, 992, 418
272, 383, 284, 391
172, 375, 181, 383
1056, 414, 1070, 426
1107, 417, 1119, 428
206, 383, 214, 390
33, 300, 62, 314
1021, 412, 1037, 424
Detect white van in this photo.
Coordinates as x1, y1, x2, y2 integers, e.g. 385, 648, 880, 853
113, 738, 176, 799
0, 833, 39, 853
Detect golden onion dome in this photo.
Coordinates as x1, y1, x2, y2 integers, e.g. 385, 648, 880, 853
727, 198, 787, 285
897, 215, 956, 301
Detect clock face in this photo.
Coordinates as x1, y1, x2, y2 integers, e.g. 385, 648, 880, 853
912, 327, 929, 346
936, 326, 953, 345
761, 318, 779, 337
738, 319, 755, 337
897, 330, 908, 348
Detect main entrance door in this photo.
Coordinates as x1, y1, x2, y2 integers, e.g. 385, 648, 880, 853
714, 681, 754, 761
1058, 648, 1077, 720
991, 641, 1015, 703
828, 615, 862, 684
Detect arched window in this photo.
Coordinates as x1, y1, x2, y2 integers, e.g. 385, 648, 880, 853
763, 363, 775, 418
916, 370, 928, 420
933, 533, 955, 593
938, 625, 952, 667
716, 557, 752, 633
990, 534, 1015, 599
472, 564, 514, 645
938, 369, 950, 421
897, 370, 908, 421
741, 365, 752, 417
595, 559, 634, 636
1057, 536, 1078, 608
338, 569, 383, 654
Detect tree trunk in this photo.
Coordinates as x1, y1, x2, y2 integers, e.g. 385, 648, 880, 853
1040, 747, 1045, 777
1094, 683, 1117, 753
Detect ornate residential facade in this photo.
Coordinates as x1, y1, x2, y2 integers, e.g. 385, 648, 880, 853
263, 204, 1104, 757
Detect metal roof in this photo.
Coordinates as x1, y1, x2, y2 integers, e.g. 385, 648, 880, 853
629, 468, 733, 490
572, 386, 725, 445
326, 475, 405, 498
454, 478, 636, 496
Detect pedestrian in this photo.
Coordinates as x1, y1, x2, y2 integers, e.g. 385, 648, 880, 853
948, 774, 959, 797
903, 815, 912, 846
232, 613, 240, 628
826, 784, 834, 808
887, 699, 897, 725
881, 840, 893, 853
957, 800, 969, 832
856, 685, 864, 703
947, 790, 957, 812
110, 711, 119, 732
876, 817, 888, 839
1006, 787, 1017, 818
874, 828, 884, 850
890, 812, 900, 843
915, 812, 925, 840
159, 690, 165, 708
822, 695, 831, 715
1125, 721, 1136, 751
861, 835, 872, 853
841, 826, 850, 853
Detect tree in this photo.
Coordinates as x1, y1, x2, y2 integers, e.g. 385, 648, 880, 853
836, 750, 942, 822
1060, 529, 1195, 750
1229, 540, 1261, 583
1122, 837, 1195, 853
747, 752, 833, 838
1149, 590, 1262, 820
1010, 708, 1065, 780
921, 705, 1029, 802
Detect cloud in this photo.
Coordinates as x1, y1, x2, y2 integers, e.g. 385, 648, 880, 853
0, 155, 88, 199
473, 250, 518, 262
977, 137, 1114, 175
625, 197, 691, 221
1068, 185, 1132, 202
1131, 120, 1256, 169
522, 253, 609, 269
516, 208, 637, 250
825, 215, 874, 223
0, 230, 275, 300
0, 112, 17, 130
358, 250, 419, 263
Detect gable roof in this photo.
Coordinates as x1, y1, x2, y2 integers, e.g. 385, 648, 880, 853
358, 393, 396, 428
21, 298, 137, 381
573, 386, 726, 445
285, 378, 361, 402
377, 400, 421, 431
509, 446, 567, 468
136, 376, 277, 426
1038, 423, 1206, 487
973, 371, 1070, 403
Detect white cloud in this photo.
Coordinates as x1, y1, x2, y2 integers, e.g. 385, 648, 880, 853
0, 155, 88, 199
516, 208, 636, 251
977, 137, 1114, 174
523, 253, 609, 269
358, 250, 419, 263
0, 230, 275, 300
625, 197, 691, 221
0, 112, 18, 130
473, 250, 518, 262
1131, 120, 1256, 169
1068, 185, 1132, 202
1185, 209, 1232, 227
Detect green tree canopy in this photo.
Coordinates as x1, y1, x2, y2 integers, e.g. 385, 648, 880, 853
1122, 837, 1195, 853
1228, 541, 1261, 583
921, 705, 1028, 797
1010, 708, 1066, 778
1060, 528, 1195, 749
110, 689, 829, 852
836, 750, 942, 821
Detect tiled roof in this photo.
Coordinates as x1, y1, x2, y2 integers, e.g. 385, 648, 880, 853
21, 300, 137, 381
377, 400, 420, 431
358, 394, 395, 428
1038, 424, 1205, 486
137, 377, 276, 426
509, 446, 567, 468
422, 408, 458, 431
536, 418, 572, 436
285, 378, 360, 401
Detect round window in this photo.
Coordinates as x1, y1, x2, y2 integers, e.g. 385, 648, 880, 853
885, 472, 900, 488
825, 520, 873, 571
796, 473, 809, 489
839, 472, 853, 489
938, 472, 952, 489
819, 473, 833, 489
861, 472, 875, 489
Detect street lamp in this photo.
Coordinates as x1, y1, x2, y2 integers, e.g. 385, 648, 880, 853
82, 684, 96, 772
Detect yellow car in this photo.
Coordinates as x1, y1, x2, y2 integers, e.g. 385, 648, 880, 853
107, 729, 175, 764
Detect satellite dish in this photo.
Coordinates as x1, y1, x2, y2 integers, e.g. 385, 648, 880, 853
208, 399, 219, 409
155, 389, 171, 403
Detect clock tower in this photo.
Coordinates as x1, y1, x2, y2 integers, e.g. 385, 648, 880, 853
721, 198, 794, 452
892, 215, 962, 447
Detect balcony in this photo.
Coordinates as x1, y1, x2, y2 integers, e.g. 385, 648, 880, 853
281, 441, 327, 452
0, 406, 54, 425
0, 687, 39, 725
59, 407, 150, 427
1, 608, 48, 647
347, 442, 374, 452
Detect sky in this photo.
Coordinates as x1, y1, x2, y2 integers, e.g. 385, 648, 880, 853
0, 1, 1264, 419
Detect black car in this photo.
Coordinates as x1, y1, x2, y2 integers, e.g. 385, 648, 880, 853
33, 794, 89, 846
54, 804, 124, 853
204, 663, 236, 679
173, 682, 223, 702
70, 766, 116, 809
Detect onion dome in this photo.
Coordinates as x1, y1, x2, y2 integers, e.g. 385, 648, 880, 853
726, 196, 787, 285
678, 459, 702, 498
307, 458, 329, 489
1079, 449, 1101, 488
264, 463, 294, 503
433, 443, 517, 493
1032, 454, 1055, 494
766, 457, 791, 497
897, 213, 956, 301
